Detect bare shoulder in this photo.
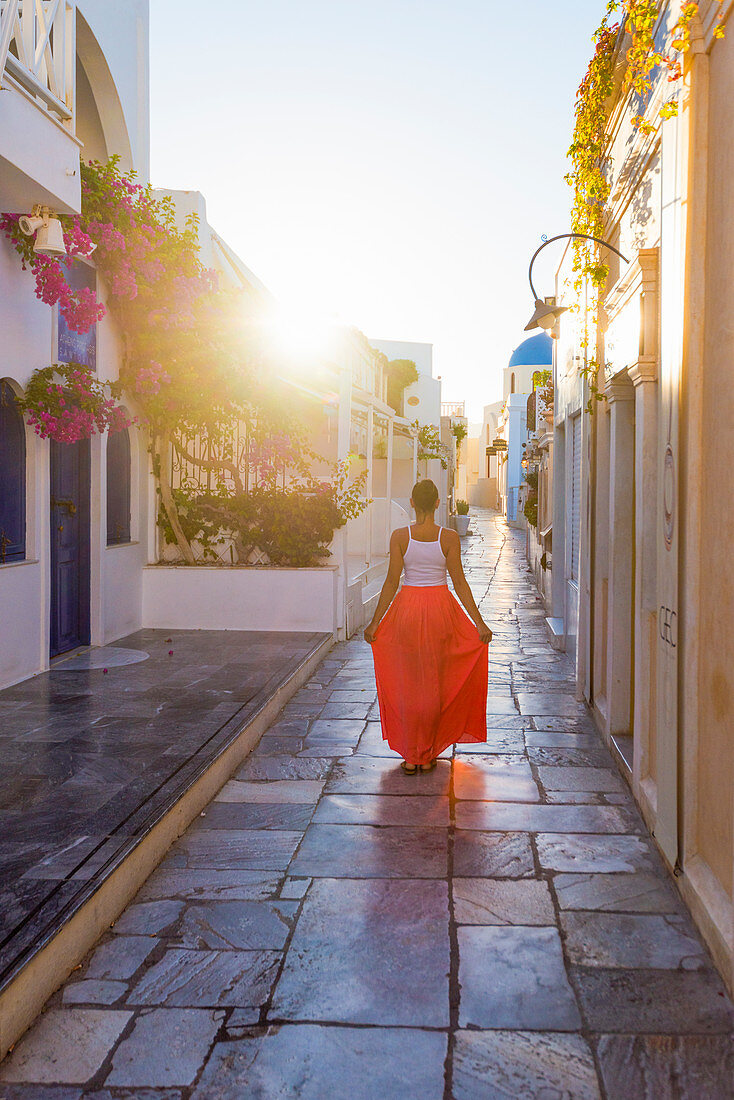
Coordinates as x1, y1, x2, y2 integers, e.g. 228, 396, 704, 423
441, 527, 461, 552
390, 527, 409, 554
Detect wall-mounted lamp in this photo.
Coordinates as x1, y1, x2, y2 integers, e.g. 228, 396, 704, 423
19, 205, 67, 256
525, 233, 629, 337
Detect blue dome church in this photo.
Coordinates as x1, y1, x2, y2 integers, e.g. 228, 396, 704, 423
504, 332, 552, 400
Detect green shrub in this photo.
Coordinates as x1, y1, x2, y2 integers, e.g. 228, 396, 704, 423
455, 499, 469, 515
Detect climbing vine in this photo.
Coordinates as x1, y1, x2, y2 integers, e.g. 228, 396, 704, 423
567, 0, 725, 288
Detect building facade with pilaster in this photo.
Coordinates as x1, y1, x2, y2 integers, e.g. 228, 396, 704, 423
547, 1, 734, 993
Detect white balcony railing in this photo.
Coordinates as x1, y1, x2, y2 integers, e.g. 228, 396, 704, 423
0, 0, 75, 125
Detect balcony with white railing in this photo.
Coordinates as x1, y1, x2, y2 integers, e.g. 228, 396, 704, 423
0, 0, 81, 214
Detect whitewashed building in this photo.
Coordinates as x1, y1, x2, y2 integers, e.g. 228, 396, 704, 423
0, 1, 151, 690
542, 3, 734, 993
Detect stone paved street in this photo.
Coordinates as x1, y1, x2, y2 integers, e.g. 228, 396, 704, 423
1, 511, 733, 1098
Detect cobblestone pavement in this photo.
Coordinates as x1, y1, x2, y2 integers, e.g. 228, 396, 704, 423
1, 512, 733, 1099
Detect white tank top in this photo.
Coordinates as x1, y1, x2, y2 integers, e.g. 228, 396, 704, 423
402, 526, 448, 587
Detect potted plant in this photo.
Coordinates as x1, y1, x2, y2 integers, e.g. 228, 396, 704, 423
455, 499, 470, 537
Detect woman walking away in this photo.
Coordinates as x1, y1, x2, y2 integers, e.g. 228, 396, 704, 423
364, 479, 492, 774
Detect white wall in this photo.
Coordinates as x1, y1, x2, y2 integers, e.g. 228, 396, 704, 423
77, 0, 150, 179
143, 566, 338, 634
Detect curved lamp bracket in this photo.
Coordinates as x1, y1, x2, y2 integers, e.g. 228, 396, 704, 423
528, 232, 629, 303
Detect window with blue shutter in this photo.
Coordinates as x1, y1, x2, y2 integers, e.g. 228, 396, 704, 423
106, 427, 131, 545
0, 383, 26, 563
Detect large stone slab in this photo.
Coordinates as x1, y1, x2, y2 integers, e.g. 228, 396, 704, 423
453, 1030, 601, 1099
196, 801, 314, 831
127, 948, 280, 1008
596, 1034, 734, 1099
166, 829, 300, 871
289, 823, 447, 878
85, 936, 157, 981
312, 794, 449, 827
235, 757, 333, 782
453, 878, 555, 925
453, 830, 535, 878
215, 780, 324, 804
139, 870, 280, 902
535, 833, 659, 874
191, 1025, 447, 1100
561, 912, 707, 969
271, 878, 450, 1026
515, 694, 590, 716
62, 980, 128, 1006
573, 968, 734, 1032
453, 760, 540, 802
554, 872, 680, 913
0, 1009, 132, 1084
458, 926, 581, 1029
106, 1008, 221, 1087
537, 766, 625, 793
176, 900, 293, 951
455, 802, 638, 833
325, 756, 451, 796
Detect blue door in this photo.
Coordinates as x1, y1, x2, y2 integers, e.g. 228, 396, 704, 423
50, 438, 91, 657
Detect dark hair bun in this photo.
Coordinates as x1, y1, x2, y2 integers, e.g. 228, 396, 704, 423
412, 478, 439, 512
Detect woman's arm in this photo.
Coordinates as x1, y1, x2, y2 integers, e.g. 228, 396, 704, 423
444, 529, 493, 644
364, 528, 405, 643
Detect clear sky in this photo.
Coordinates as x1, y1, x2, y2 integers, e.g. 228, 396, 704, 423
150, 1, 603, 422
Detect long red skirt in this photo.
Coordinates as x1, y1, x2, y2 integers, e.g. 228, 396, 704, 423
371, 584, 488, 765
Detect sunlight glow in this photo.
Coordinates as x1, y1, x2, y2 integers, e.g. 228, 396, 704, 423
265, 307, 337, 374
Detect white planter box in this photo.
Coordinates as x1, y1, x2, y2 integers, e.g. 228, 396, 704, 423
455, 515, 470, 537
142, 565, 338, 633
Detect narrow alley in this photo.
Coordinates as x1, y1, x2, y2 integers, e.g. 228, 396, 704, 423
1, 511, 732, 1099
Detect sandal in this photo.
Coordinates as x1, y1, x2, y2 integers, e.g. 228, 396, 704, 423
419, 759, 437, 772
401, 761, 418, 774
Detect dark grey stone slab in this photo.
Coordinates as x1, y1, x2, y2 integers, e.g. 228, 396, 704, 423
554, 872, 680, 913
106, 1007, 222, 1087
329, 689, 377, 702
196, 802, 314, 831
290, 823, 447, 878
453, 878, 555, 925
573, 968, 734, 1032
596, 1034, 734, 1100
453, 830, 535, 878
271, 878, 450, 1025
0, 1009, 132, 1084
235, 757, 334, 781
61, 980, 127, 1005
453, 1030, 601, 1099
535, 833, 659, 874
307, 718, 368, 738
168, 829, 301, 871
318, 702, 371, 720
455, 802, 640, 834
127, 948, 280, 1008
561, 912, 707, 969
525, 731, 606, 749
325, 755, 451, 796
176, 901, 292, 950
139, 870, 280, 902
85, 936, 157, 981
538, 766, 625, 793
191, 1025, 447, 1100
515, 693, 589, 716
112, 900, 184, 936
312, 794, 450, 827
458, 926, 581, 1029
527, 745, 613, 767
217, 779, 325, 803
